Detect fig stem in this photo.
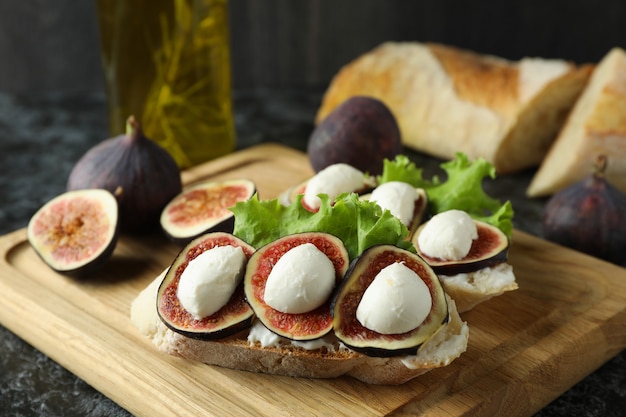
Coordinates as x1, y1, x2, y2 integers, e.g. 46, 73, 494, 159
594, 155, 608, 178
125, 115, 144, 144
126, 115, 141, 136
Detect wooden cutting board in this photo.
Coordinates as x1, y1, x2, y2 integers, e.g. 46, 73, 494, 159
1, 143, 625, 417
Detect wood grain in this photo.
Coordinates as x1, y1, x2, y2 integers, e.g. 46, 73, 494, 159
1, 143, 625, 417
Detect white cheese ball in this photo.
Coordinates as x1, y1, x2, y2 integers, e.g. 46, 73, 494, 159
177, 245, 246, 319
417, 209, 478, 260
369, 181, 419, 226
356, 262, 432, 334
303, 163, 365, 210
264, 243, 336, 314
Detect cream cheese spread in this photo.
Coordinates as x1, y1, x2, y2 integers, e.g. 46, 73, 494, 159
303, 163, 365, 210
417, 209, 478, 260
356, 262, 432, 334
263, 243, 336, 314
177, 245, 246, 319
247, 319, 341, 351
369, 181, 419, 227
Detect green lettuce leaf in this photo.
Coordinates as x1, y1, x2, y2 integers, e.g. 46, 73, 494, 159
376, 155, 433, 188
231, 152, 514, 259
231, 193, 413, 260
378, 153, 514, 237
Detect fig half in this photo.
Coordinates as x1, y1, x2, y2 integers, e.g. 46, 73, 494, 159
157, 232, 256, 340
244, 232, 350, 341
332, 245, 449, 357
27, 189, 119, 277
412, 220, 509, 275
279, 173, 376, 209
361, 184, 429, 236
406, 188, 429, 235
160, 179, 256, 245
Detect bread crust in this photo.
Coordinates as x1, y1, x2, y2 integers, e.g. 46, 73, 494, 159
439, 263, 518, 313
166, 335, 364, 379
131, 272, 469, 385
316, 42, 591, 174
528, 47, 626, 197
428, 43, 520, 117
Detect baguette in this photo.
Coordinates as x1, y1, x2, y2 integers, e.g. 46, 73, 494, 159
316, 42, 592, 174
527, 47, 626, 197
131, 269, 469, 385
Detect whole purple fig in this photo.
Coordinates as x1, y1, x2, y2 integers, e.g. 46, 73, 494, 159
307, 96, 402, 176
67, 115, 182, 234
542, 155, 626, 265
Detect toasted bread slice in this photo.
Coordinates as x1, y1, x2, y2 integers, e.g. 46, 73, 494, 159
438, 263, 518, 313
316, 42, 592, 174
131, 270, 469, 385
527, 47, 626, 197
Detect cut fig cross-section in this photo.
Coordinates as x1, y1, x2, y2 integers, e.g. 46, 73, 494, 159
157, 232, 256, 340
279, 165, 376, 210
361, 182, 429, 236
244, 232, 350, 341
27, 189, 119, 277
331, 245, 449, 357
413, 218, 509, 275
160, 179, 256, 245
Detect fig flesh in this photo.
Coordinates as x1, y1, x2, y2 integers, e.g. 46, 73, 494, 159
243, 232, 350, 341
157, 232, 256, 340
160, 179, 256, 245
406, 188, 429, 235
331, 245, 449, 357
307, 96, 402, 176
543, 155, 626, 265
27, 189, 119, 277
412, 219, 509, 275
67, 115, 182, 234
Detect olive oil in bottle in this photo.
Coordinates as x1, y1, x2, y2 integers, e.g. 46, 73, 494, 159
96, 0, 235, 168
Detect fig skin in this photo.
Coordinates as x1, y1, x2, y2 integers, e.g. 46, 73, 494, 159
307, 96, 402, 176
160, 179, 256, 245
331, 244, 449, 357
67, 115, 182, 234
243, 232, 350, 341
157, 232, 256, 340
543, 155, 626, 265
412, 219, 510, 275
27, 189, 119, 277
